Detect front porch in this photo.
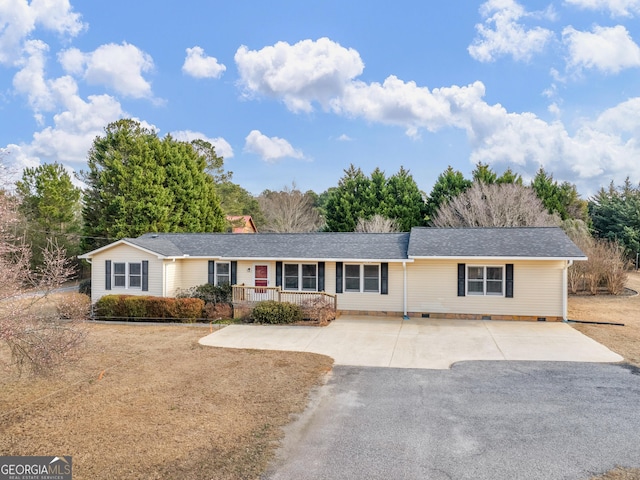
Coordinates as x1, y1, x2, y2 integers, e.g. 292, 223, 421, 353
231, 285, 337, 322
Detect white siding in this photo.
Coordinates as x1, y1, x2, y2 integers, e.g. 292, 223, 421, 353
179, 259, 209, 292
325, 262, 405, 313
90, 244, 164, 303
407, 259, 565, 318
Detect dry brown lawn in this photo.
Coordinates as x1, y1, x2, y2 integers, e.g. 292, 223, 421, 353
569, 271, 640, 367
2, 275, 639, 480
0, 324, 333, 479
569, 271, 640, 480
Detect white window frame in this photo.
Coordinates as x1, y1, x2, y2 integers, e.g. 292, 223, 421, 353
283, 263, 318, 292
467, 265, 504, 296
113, 262, 142, 289
344, 264, 380, 293
215, 261, 231, 286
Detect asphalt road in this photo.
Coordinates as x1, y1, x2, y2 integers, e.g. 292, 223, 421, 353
265, 362, 640, 480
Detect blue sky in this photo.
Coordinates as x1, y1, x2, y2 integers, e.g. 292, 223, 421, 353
1, 0, 640, 197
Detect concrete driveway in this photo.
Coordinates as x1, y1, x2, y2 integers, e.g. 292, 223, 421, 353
199, 316, 622, 369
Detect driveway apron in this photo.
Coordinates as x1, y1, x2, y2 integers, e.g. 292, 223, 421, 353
199, 316, 622, 369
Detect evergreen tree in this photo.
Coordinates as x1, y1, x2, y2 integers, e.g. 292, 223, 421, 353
471, 162, 498, 184
323, 165, 426, 232
425, 166, 472, 222
82, 119, 225, 251
589, 178, 640, 259
383, 166, 427, 231
16, 162, 82, 269
530, 167, 588, 221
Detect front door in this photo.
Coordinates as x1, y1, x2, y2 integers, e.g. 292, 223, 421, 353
254, 264, 269, 298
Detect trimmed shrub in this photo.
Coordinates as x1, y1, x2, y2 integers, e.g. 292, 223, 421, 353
252, 301, 302, 324
123, 296, 149, 319
78, 279, 91, 297
174, 298, 206, 323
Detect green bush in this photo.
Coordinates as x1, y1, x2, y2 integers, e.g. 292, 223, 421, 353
79, 279, 91, 297
252, 301, 302, 324
176, 283, 232, 305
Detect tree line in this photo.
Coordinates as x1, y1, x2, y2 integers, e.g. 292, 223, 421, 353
4, 118, 640, 271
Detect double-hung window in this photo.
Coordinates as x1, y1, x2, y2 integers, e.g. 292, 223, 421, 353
113, 262, 142, 289
283, 263, 317, 291
344, 264, 380, 293
215, 262, 231, 286
467, 266, 503, 296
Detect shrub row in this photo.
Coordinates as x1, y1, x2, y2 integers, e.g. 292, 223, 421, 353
95, 295, 205, 323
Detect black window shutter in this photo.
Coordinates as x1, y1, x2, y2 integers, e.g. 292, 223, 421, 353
335, 262, 343, 294
381, 263, 389, 295
275, 261, 283, 287
457, 263, 466, 297
505, 263, 514, 298
318, 262, 325, 292
231, 261, 237, 285
208, 261, 215, 284
105, 260, 111, 290
142, 260, 149, 292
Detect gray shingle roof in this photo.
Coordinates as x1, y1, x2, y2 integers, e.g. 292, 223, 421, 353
408, 227, 586, 258
127, 232, 411, 260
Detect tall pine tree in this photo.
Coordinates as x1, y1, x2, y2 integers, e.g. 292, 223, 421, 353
82, 119, 225, 251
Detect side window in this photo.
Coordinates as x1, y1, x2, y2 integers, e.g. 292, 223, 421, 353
114, 263, 126, 287
129, 263, 142, 288
344, 264, 361, 292
284, 264, 299, 290
467, 266, 484, 295
363, 265, 379, 293
215, 262, 230, 286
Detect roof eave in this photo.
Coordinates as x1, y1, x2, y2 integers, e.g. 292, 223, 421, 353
78, 239, 169, 259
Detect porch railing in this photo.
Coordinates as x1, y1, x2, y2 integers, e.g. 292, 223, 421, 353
232, 285, 337, 310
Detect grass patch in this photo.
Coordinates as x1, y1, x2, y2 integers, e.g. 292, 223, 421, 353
0, 324, 332, 479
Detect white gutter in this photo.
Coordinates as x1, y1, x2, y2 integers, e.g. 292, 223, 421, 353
403, 261, 408, 319
562, 260, 573, 321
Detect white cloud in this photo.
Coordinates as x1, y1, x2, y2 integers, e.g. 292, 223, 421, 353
563, 25, 640, 74
235, 37, 364, 113
171, 130, 234, 159
332, 76, 489, 138
244, 130, 305, 162
235, 36, 640, 190
12, 40, 55, 116
564, 0, 640, 17
0, 0, 85, 65
182, 46, 226, 79
337, 134, 352, 141
59, 42, 155, 98
468, 0, 554, 62
4, 75, 125, 181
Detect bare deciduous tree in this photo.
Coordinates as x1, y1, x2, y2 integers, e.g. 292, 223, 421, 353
354, 215, 399, 233
430, 182, 559, 228
0, 169, 87, 376
258, 184, 323, 232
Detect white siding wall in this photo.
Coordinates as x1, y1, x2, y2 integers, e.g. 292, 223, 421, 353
325, 262, 405, 313
90, 245, 164, 303
407, 259, 565, 318
179, 259, 209, 292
